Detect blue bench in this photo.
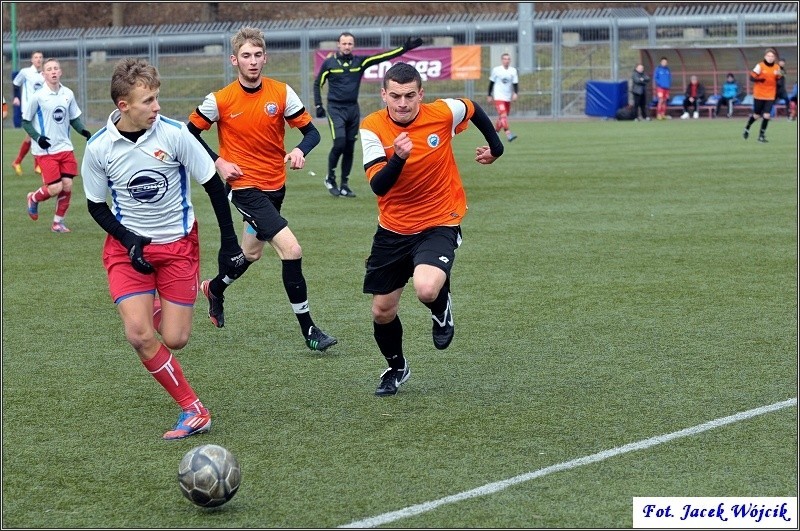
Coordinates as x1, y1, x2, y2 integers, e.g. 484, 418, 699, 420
650, 94, 786, 118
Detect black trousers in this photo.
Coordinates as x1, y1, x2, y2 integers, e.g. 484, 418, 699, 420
632, 92, 648, 119
683, 98, 700, 113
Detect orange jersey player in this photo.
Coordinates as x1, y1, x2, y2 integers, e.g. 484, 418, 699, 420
187, 26, 337, 353
358, 62, 504, 397
743, 47, 783, 143
361, 97, 473, 235
189, 76, 311, 193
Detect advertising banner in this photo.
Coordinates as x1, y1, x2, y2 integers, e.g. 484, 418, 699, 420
314, 46, 482, 82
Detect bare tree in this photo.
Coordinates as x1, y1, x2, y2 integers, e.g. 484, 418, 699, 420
112, 3, 125, 27
202, 3, 219, 23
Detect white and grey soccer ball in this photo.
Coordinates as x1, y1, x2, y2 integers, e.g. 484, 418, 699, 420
178, 444, 241, 508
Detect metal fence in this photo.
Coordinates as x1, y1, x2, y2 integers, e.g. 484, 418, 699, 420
2, 2, 797, 125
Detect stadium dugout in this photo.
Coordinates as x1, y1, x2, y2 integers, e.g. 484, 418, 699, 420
637, 44, 798, 118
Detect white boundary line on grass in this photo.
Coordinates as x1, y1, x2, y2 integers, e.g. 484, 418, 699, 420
339, 397, 797, 528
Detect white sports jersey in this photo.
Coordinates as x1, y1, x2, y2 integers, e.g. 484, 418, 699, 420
489, 65, 519, 102
82, 110, 216, 244
13, 65, 44, 115
22, 83, 81, 156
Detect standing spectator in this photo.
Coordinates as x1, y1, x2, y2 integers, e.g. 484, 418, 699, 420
743, 47, 783, 143
630, 63, 651, 121
11, 50, 44, 176
22, 58, 91, 233
715, 73, 739, 118
188, 27, 337, 352
653, 57, 672, 120
314, 32, 423, 198
788, 82, 798, 121
82, 58, 244, 440
680, 75, 706, 119
487, 52, 520, 141
359, 62, 504, 396
774, 57, 789, 118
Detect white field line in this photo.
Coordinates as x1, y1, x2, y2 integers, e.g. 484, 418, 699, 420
339, 397, 797, 528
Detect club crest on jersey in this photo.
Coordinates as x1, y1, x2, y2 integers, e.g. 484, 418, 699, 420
427, 134, 440, 148
153, 149, 168, 161
264, 102, 279, 116
52, 106, 67, 124
127, 169, 168, 204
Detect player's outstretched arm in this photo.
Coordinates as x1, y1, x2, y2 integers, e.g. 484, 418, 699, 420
362, 36, 424, 70
468, 100, 504, 163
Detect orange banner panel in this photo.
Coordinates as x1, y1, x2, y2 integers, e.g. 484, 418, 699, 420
451, 45, 482, 80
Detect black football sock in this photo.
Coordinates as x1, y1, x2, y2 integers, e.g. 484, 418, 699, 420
423, 278, 450, 317
374, 316, 405, 370
211, 259, 252, 295
282, 258, 314, 333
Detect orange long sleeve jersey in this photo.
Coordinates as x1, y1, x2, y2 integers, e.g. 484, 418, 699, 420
189, 77, 312, 191
359, 98, 475, 235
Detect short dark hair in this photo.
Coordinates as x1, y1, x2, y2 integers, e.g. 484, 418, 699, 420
382, 62, 421, 89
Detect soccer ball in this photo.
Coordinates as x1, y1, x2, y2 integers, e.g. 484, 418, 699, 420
178, 444, 241, 508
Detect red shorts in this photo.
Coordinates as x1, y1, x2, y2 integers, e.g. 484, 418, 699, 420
38, 151, 78, 186
656, 88, 670, 101
103, 222, 200, 305
494, 100, 511, 116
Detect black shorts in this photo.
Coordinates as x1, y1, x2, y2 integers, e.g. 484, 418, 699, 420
327, 103, 361, 143
230, 187, 288, 241
363, 225, 462, 295
753, 98, 775, 116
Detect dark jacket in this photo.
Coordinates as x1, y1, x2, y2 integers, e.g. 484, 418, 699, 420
631, 69, 650, 96
684, 81, 706, 103
314, 46, 409, 107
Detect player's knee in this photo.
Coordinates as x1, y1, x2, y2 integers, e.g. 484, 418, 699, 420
371, 304, 397, 324
125, 326, 157, 352
332, 137, 347, 151
244, 248, 262, 262
414, 282, 441, 304
161, 330, 190, 351
282, 241, 302, 260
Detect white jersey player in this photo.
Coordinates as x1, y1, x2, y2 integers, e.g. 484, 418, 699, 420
13, 51, 44, 115
81, 58, 243, 441
487, 52, 519, 142
22, 58, 91, 233
11, 50, 44, 175
83, 110, 216, 243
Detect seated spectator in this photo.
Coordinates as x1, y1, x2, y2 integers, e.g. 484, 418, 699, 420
715, 73, 739, 118
789, 82, 798, 121
681, 75, 706, 119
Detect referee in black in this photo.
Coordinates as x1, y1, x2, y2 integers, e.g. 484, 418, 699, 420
314, 32, 423, 198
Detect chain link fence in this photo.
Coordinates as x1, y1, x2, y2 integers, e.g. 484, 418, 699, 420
3, 3, 796, 125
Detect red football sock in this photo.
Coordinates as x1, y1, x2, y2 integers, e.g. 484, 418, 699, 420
55, 190, 71, 217
32, 186, 51, 203
14, 138, 31, 165
142, 344, 203, 411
